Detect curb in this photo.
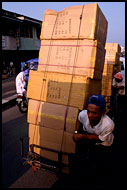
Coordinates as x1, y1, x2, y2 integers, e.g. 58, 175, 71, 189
2, 95, 17, 111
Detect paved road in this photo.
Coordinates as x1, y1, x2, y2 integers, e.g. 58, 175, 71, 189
2, 106, 58, 188
2, 76, 17, 107
2, 76, 16, 99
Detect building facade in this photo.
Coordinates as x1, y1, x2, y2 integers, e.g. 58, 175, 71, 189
2, 9, 42, 77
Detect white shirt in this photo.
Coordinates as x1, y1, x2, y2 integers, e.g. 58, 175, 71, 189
112, 74, 125, 95
78, 110, 115, 146
16, 72, 26, 95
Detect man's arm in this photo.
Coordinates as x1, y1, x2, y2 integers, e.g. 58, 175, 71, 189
75, 119, 81, 132
73, 114, 102, 142
73, 133, 99, 142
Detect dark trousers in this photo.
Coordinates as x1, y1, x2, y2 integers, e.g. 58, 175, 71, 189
117, 95, 126, 113
69, 135, 112, 177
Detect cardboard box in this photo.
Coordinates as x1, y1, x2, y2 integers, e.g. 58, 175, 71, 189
105, 43, 121, 55
105, 52, 120, 65
38, 39, 106, 79
101, 76, 112, 96
28, 124, 76, 164
27, 99, 79, 133
27, 70, 102, 109
40, 3, 108, 47
103, 63, 121, 76
101, 63, 121, 97
103, 64, 114, 76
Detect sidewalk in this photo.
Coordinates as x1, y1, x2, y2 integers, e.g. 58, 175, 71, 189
2, 75, 17, 110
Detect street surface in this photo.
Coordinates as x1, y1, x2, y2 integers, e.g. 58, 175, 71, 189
2, 76, 16, 99
2, 106, 58, 188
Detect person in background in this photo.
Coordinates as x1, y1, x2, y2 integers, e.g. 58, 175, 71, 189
71, 94, 115, 176
21, 60, 26, 71
29, 62, 35, 70
16, 63, 29, 96
23, 69, 29, 90
23, 62, 29, 71
16, 71, 26, 96
9, 61, 14, 76
112, 72, 125, 114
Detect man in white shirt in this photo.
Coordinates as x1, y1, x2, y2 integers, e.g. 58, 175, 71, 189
16, 63, 29, 96
73, 95, 114, 146
16, 71, 26, 96
72, 94, 115, 176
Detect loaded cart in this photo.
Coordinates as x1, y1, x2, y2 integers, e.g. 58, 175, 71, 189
20, 2, 110, 176
20, 136, 75, 175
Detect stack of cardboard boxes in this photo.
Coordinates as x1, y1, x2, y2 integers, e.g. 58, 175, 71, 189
101, 43, 121, 100
27, 3, 108, 167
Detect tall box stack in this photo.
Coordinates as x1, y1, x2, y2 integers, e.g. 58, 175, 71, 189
39, 3, 107, 79
27, 3, 108, 167
101, 43, 121, 99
